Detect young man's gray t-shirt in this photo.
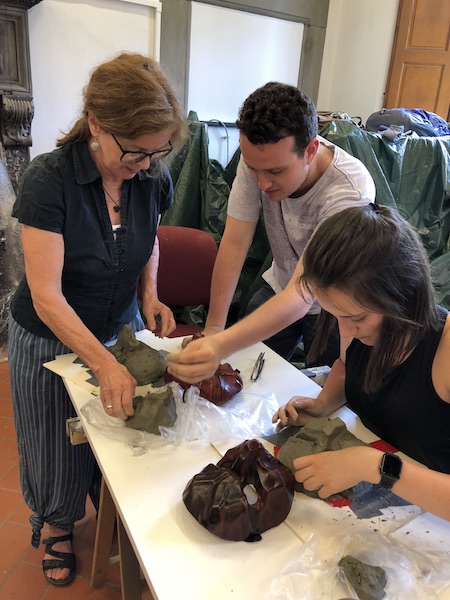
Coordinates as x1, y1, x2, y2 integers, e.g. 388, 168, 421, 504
227, 136, 375, 313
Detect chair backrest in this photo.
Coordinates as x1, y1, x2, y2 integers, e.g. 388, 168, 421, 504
156, 225, 218, 307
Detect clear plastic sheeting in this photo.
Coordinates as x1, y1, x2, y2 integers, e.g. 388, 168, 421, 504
266, 530, 450, 600
0, 160, 23, 361
80, 381, 279, 456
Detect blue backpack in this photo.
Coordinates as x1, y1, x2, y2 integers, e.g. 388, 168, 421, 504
365, 108, 450, 137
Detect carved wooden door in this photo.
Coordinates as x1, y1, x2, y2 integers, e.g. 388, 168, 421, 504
384, 0, 450, 120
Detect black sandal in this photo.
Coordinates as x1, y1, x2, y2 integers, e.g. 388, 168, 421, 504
42, 533, 76, 586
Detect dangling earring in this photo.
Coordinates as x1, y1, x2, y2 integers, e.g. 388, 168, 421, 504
90, 138, 100, 152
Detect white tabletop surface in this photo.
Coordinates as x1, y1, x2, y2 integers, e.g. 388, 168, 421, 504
55, 330, 450, 600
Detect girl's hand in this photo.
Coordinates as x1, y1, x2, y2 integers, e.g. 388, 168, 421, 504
293, 446, 380, 498
272, 396, 320, 431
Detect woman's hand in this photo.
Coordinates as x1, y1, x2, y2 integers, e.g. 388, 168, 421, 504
142, 298, 175, 338
293, 446, 379, 498
95, 359, 138, 421
166, 335, 224, 382
272, 396, 321, 431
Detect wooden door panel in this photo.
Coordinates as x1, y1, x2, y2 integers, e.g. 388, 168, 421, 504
385, 0, 450, 120
410, 0, 449, 48
399, 64, 445, 109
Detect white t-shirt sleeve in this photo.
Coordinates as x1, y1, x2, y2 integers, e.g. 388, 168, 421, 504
227, 156, 262, 223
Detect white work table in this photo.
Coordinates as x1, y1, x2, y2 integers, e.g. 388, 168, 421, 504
53, 330, 450, 599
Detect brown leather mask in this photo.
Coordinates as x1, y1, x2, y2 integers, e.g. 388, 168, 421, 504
182, 439, 295, 542
164, 362, 243, 406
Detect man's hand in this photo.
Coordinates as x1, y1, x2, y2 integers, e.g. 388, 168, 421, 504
167, 335, 224, 382
181, 325, 224, 349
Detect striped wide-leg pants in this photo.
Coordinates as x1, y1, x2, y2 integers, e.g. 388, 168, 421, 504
8, 316, 101, 547
8, 312, 144, 548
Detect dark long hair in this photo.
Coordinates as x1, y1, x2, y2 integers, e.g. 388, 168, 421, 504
300, 204, 440, 392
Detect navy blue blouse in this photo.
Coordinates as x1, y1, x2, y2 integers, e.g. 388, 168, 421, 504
11, 141, 173, 342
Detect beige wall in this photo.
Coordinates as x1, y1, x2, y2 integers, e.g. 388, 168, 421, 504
27, 0, 399, 160
28, 0, 161, 158
317, 0, 400, 123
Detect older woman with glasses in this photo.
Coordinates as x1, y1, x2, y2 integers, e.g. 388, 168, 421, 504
8, 52, 187, 586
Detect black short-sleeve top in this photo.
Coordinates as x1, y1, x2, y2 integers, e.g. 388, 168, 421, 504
11, 141, 173, 342
345, 306, 450, 473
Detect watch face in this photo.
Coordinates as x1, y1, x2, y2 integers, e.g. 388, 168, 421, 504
381, 452, 402, 478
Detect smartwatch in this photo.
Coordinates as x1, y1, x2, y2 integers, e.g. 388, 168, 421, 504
379, 452, 402, 489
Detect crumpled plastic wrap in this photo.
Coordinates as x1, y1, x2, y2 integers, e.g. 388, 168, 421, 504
265, 530, 450, 600
0, 159, 23, 360
80, 381, 279, 456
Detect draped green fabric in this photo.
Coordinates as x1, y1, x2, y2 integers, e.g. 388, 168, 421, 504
162, 111, 229, 243
162, 112, 270, 326
162, 115, 450, 327
320, 121, 450, 309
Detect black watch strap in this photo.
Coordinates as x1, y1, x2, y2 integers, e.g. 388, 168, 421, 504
379, 452, 403, 490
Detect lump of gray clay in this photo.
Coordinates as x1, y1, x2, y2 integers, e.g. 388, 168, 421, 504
338, 555, 387, 600
277, 417, 367, 497
125, 386, 176, 435
108, 325, 166, 385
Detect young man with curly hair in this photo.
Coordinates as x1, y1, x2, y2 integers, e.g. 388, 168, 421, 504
174, 83, 375, 378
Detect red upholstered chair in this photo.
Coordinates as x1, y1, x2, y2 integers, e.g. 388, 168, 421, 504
140, 225, 218, 338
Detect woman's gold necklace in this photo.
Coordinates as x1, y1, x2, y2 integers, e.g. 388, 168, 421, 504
103, 186, 121, 213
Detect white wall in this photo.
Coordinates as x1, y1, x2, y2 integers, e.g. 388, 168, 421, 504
188, 2, 303, 122
187, 1, 304, 167
317, 0, 400, 124
28, 0, 161, 158
26, 0, 399, 163
195, 0, 400, 164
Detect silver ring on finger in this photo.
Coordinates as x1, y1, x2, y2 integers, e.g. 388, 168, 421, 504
105, 404, 113, 410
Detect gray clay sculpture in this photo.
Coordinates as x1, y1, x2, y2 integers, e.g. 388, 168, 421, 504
108, 325, 166, 385
125, 386, 177, 435
277, 417, 367, 497
338, 555, 387, 600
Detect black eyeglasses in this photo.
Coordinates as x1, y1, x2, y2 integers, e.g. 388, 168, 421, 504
111, 133, 173, 165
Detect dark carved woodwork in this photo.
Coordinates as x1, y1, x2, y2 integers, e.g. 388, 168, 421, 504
0, 0, 42, 193
1, 94, 34, 146
1, 94, 34, 190
0, 0, 41, 356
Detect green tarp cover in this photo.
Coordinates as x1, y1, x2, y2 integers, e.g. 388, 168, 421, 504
162, 114, 450, 327
319, 121, 450, 308
162, 112, 270, 326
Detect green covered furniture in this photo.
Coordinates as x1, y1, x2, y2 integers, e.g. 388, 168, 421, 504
163, 114, 450, 324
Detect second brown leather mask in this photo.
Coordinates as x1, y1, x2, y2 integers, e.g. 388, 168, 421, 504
182, 439, 295, 542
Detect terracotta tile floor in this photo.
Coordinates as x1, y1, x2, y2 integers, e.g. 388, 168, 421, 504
0, 360, 154, 600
